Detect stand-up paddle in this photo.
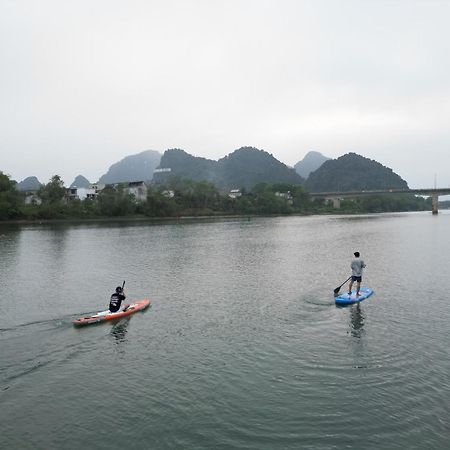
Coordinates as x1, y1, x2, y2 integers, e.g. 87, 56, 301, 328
333, 276, 352, 295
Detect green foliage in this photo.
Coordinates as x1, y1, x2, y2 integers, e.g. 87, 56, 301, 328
39, 175, 66, 205
291, 186, 311, 211
338, 194, 428, 213
173, 179, 221, 211
97, 185, 137, 216
0, 172, 22, 220
36, 203, 66, 220
359, 194, 427, 213
0, 173, 433, 221
224, 195, 255, 215
249, 183, 286, 214
65, 199, 93, 218
19, 204, 42, 220
142, 188, 178, 217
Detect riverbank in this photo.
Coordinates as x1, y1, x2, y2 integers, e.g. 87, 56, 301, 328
0, 207, 438, 226
0, 212, 317, 226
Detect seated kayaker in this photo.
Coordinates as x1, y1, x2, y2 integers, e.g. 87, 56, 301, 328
109, 286, 126, 313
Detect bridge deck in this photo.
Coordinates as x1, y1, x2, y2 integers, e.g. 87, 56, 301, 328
309, 188, 450, 197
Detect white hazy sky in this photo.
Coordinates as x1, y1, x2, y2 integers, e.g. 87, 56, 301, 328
1, 0, 449, 188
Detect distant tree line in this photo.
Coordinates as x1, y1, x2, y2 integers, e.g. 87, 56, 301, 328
0, 171, 431, 221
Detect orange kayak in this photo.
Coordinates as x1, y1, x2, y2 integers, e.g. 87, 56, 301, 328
73, 299, 151, 326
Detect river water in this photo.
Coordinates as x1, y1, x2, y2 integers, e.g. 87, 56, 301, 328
1, 212, 449, 449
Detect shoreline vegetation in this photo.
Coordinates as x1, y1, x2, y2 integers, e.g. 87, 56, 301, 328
0, 172, 433, 223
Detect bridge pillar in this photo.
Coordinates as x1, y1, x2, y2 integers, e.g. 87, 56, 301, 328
325, 197, 341, 209
432, 194, 439, 215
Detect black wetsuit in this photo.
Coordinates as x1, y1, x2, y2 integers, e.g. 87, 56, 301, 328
109, 292, 126, 313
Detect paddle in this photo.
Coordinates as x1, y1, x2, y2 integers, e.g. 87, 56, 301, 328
333, 276, 352, 294
121, 280, 128, 311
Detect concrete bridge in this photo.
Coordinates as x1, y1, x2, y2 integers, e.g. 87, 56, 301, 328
309, 188, 450, 214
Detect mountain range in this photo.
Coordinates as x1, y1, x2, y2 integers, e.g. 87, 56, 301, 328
154, 147, 304, 189
14, 147, 409, 193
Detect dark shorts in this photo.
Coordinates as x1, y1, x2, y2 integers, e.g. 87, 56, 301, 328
109, 301, 121, 313
352, 276, 362, 282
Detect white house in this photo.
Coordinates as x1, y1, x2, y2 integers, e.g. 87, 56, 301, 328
229, 189, 242, 199
24, 190, 42, 205
124, 181, 148, 202
162, 190, 175, 198
66, 184, 104, 201
275, 191, 293, 205
77, 187, 98, 200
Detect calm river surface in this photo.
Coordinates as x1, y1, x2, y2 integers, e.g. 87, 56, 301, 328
1, 212, 450, 449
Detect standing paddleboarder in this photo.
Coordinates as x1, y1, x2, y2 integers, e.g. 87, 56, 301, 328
348, 252, 366, 296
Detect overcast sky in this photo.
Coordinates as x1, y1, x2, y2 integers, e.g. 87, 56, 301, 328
1, 0, 449, 188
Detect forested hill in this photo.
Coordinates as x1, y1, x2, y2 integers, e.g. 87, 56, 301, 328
153, 149, 216, 184
99, 150, 162, 184
216, 147, 303, 189
154, 147, 304, 190
305, 153, 409, 192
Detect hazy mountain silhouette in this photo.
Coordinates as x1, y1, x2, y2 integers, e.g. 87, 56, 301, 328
11, 148, 412, 195
305, 153, 409, 192
16, 176, 42, 191
70, 175, 91, 188
294, 151, 330, 179
99, 150, 162, 184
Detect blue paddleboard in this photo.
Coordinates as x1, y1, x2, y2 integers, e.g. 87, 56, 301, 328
335, 287, 373, 305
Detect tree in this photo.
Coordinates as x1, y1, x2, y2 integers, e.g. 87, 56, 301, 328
251, 183, 289, 214
291, 186, 310, 211
143, 188, 177, 217
192, 181, 220, 209
39, 175, 66, 204
97, 185, 137, 216
0, 172, 22, 220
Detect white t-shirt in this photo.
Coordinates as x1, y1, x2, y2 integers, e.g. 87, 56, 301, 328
351, 258, 366, 277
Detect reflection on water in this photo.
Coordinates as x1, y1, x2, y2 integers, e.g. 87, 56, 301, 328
110, 319, 129, 343
349, 303, 365, 338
